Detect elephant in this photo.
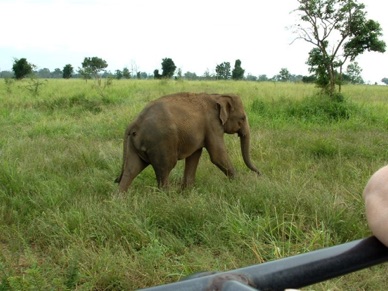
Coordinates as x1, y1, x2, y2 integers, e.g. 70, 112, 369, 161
115, 92, 260, 191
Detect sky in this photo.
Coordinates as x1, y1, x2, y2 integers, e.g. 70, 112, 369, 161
0, 0, 387, 83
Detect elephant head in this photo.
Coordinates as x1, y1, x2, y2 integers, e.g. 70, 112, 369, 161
216, 94, 260, 175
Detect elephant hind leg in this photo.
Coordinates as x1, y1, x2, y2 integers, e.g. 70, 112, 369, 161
183, 148, 203, 188
119, 156, 148, 192
152, 162, 177, 188
149, 153, 178, 188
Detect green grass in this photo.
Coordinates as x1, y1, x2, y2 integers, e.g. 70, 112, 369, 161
1, 79, 388, 290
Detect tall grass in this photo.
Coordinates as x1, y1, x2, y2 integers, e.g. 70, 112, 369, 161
1, 79, 388, 290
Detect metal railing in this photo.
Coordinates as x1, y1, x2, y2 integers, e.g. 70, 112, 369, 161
140, 236, 388, 291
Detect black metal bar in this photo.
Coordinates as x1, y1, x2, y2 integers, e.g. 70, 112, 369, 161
139, 236, 388, 291
221, 280, 259, 291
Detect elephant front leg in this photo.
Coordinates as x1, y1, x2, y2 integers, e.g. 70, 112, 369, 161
206, 143, 236, 178
183, 148, 203, 188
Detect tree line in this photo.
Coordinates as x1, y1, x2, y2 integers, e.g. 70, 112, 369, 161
2, 1, 387, 90
1, 56, 279, 81
1, 56, 370, 85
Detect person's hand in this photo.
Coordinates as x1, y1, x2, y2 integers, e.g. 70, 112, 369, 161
363, 165, 388, 247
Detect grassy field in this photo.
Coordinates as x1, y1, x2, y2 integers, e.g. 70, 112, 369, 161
1, 78, 388, 290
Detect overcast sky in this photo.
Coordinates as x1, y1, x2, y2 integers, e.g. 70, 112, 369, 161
1, 0, 387, 83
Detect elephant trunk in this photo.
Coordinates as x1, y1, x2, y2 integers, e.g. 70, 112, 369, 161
239, 120, 260, 175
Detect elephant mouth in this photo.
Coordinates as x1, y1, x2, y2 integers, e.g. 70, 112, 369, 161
238, 130, 247, 138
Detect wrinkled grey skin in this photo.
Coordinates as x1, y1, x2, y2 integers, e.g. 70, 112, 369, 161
116, 92, 260, 191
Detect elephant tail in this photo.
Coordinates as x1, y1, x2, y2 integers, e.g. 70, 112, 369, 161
114, 173, 122, 183
115, 125, 133, 183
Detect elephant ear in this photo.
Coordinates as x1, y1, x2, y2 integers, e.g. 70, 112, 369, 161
217, 96, 234, 125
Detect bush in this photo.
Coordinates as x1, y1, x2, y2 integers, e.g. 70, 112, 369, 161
12, 58, 33, 80
251, 93, 356, 124
287, 94, 352, 122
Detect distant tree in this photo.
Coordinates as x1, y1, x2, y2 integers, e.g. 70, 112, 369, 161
139, 72, 148, 79
138, 72, 148, 79
78, 68, 92, 81
80, 57, 108, 80
115, 70, 123, 80
38, 68, 51, 78
63, 64, 73, 79
0, 70, 14, 78
290, 74, 304, 82
12, 58, 33, 79
130, 60, 138, 77
161, 58, 176, 78
215, 62, 231, 80
258, 74, 269, 82
176, 68, 182, 79
382, 78, 388, 85
154, 69, 162, 79
346, 62, 364, 84
302, 75, 316, 83
101, 71, 114, 78
294, 0, 386, 96
51, 68, 62, 78
203, 69, 214, 80
245, 74, 257, 81
278, 68, 291, 82
122, 67, 131, 79
340, 73, 352, 84
232, 59, 245, 80
184, 71, 198, 80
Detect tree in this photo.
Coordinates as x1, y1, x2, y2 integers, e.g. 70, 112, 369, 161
306, 47, 330, 88
78, 68, 92, 81
63, 64, 73, 79
154, 69, 162, 79
203, 69, 214, 80
12, 58, 33, 79
258, 75, 269, 82
130, 60, 138, 77
246, 74, 257, 81
215, 62, 231, 80
302, 75, 316, 83
80, 57, 108, 80
115, 70, 123, 80
382, 78, 388, 85
278, 68, 291, 82
139, 72, 148, 79
184, 71, 198, 80
176, 68, 182, 79
161, 58, 176, 78
37, 68, 51, 78
232, 59, 245, 80
346, 62, 364, 84
294, 0, 386, 96
0, 70, 13, 78
122, 67, 131, 79
51, 68, 62, 78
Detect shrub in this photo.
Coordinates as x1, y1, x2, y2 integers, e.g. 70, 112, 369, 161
251, 94, 356, 124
